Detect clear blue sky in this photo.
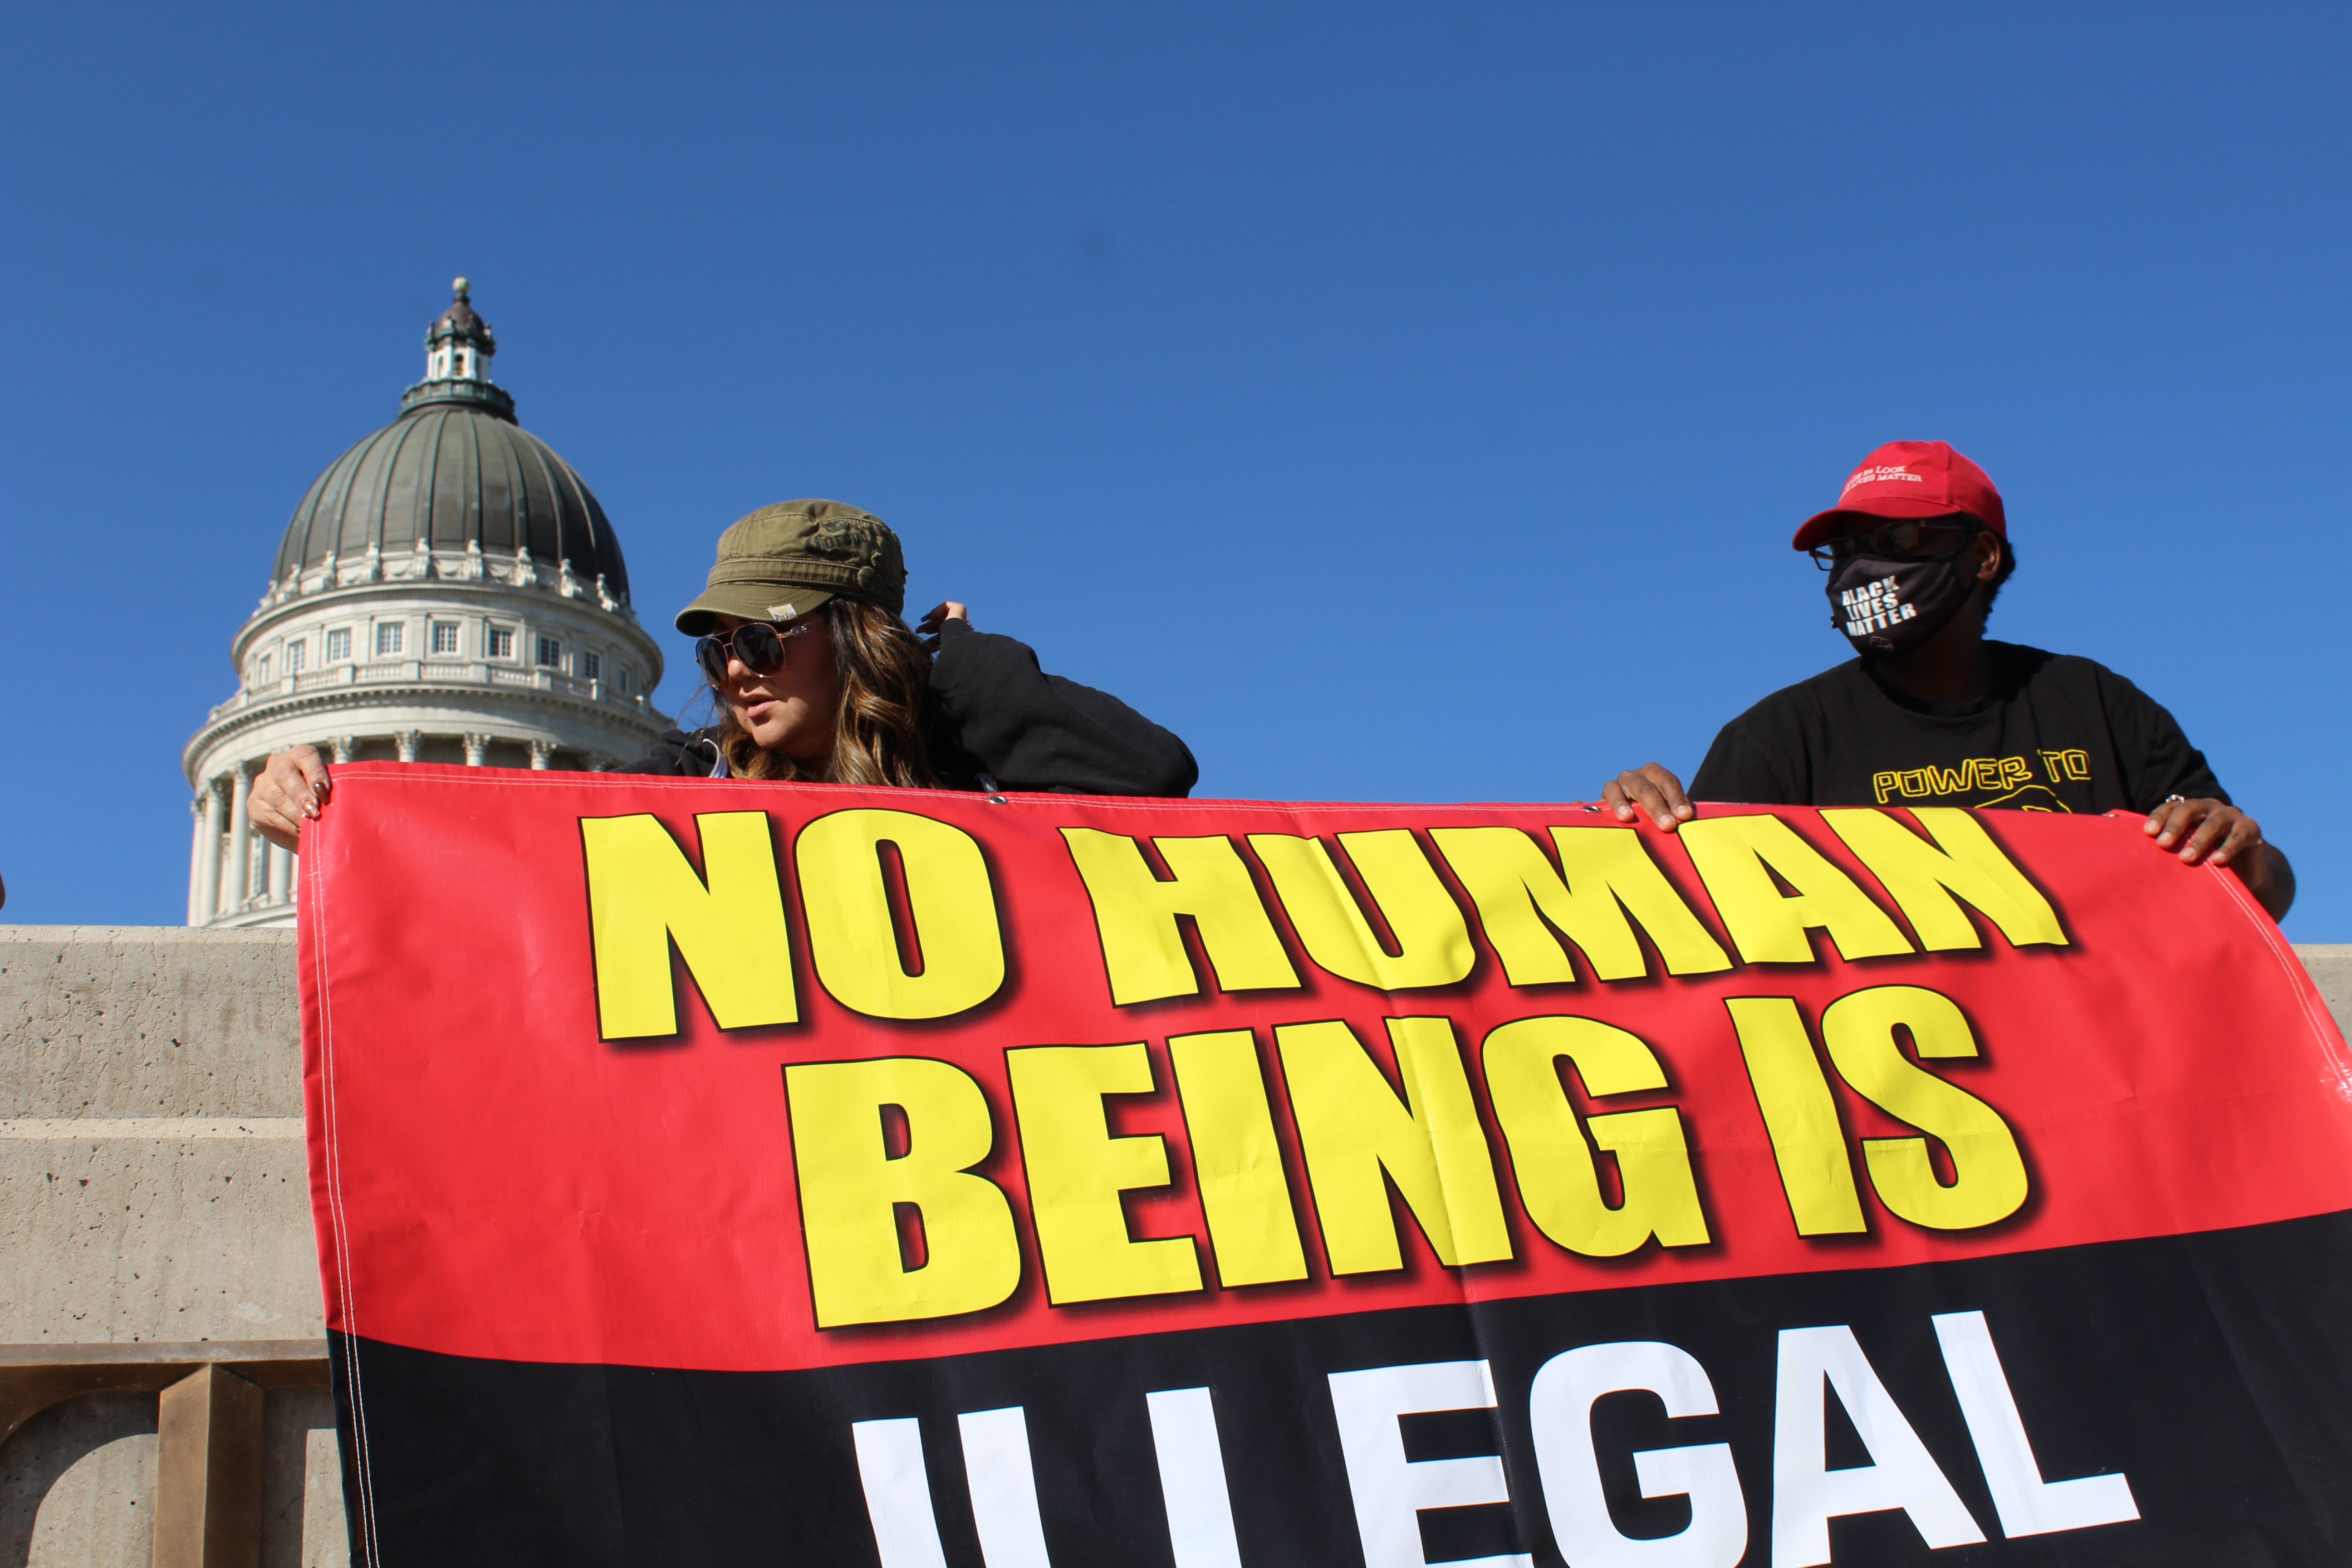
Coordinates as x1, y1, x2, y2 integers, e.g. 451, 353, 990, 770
3, 4, 2346, 937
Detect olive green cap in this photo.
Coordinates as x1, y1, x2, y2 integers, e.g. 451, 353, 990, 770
674, 500, 909, 635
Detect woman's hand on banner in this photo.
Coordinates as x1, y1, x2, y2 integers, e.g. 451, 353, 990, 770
2146, 797, 2295, 921
249, 744, 331, 853
1604, 763, 1696, 831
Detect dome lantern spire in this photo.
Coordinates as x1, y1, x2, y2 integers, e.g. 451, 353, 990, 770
185, 278, 669, 929
401, 276, 516, 421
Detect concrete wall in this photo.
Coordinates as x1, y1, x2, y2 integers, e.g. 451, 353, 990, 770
2, 928, 315, 1347
2306, 943, 2352, 1029
2, 925, 2347, 1566
1, 928, 338, 1568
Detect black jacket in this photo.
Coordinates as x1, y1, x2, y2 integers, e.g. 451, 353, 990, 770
616, 619, 1198, 797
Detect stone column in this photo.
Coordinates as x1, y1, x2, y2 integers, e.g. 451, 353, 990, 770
396, 730, 421, 762
463, 734, 491, 766
529, 740, 556, 770
194, 779, 225, 926
331, 736, 357, 764
267, 841, 294, 905
186, 797, 206, 925
223, 762, 252, 914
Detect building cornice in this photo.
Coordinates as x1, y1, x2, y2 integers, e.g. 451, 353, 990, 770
184, 666, 674, 782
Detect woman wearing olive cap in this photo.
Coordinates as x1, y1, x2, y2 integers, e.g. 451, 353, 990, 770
615, 499, 1196, 790
245, 501, 1195, 845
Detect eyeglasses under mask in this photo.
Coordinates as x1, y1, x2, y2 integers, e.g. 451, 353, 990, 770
1808, 517, 1982, 570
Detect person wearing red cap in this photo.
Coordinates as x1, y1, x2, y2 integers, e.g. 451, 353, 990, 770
1602, 440, 2294, 920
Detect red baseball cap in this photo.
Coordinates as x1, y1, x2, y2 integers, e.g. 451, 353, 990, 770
1792, 440, 2007, 551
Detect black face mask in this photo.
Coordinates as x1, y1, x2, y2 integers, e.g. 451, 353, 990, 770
1826, 548, 1978, 659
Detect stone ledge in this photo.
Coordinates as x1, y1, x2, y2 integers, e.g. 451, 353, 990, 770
0, 1341, 328, 1448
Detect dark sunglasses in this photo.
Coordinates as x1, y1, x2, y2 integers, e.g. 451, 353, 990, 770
695, 617, 823, 684
1809, 518, 1982, 570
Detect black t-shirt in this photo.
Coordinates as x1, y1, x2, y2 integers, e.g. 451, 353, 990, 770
1689, 642, 2228, 814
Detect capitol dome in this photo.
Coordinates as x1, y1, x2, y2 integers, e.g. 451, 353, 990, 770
271, 386, 631, 600
182, 281, 674, 927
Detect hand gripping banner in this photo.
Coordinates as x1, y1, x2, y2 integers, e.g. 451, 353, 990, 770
298, 766, 2352, 1567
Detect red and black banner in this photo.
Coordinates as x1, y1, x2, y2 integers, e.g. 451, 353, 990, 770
298, 766, 2352, 1566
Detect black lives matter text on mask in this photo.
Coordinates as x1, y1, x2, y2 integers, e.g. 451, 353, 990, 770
1825, 551, 1980, 658
1838, 574, 1917, 640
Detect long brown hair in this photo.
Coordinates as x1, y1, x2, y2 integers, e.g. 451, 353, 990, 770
715, 601, 940, 787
